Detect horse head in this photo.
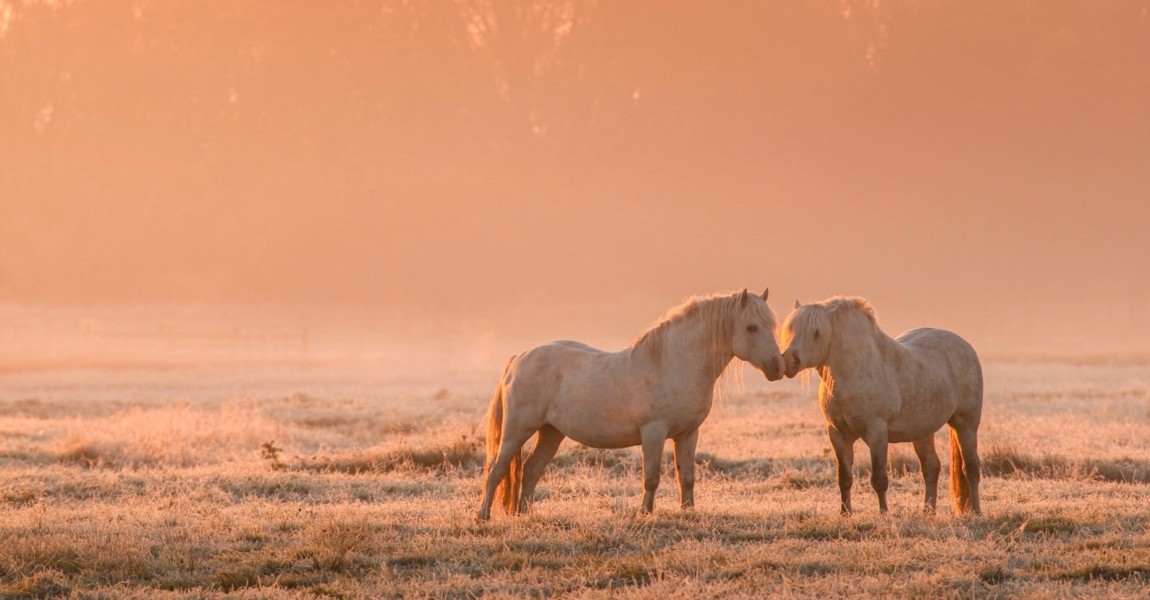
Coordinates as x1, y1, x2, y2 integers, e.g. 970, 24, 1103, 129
780, 300, 833, 378
730, 288, 785, 381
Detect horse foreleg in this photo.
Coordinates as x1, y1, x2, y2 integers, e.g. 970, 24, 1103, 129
864, 423, 890, 513
639, 423, 670, 514
912, 434, 941, 514
828, 425, 855, 515
672, 428, 700, 510
518, 426, 565, 513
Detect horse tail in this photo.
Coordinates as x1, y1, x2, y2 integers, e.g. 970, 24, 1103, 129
485, 355, 523, 515
949, 427, 971, 514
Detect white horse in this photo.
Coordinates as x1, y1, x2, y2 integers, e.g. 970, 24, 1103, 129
476, 288, 785, 520
781, 297, 983, 515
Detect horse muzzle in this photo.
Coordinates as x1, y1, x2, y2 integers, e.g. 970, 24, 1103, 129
762, 355, 785, 382
782, 351, 801, 379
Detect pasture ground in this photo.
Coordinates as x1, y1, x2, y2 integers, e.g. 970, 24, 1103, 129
1, 361, 1149, 598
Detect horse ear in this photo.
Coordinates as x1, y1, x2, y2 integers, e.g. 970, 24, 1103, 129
793, 299, 802, 310
739, 288, 749, 307
761, 287, 769, 301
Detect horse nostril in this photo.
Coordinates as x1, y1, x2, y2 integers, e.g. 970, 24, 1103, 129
791, 351, 800, 366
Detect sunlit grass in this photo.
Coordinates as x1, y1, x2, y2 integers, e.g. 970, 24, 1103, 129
0, 363, 1148, 597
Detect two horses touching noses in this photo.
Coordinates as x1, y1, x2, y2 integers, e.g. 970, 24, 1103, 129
476, 288, 983, 521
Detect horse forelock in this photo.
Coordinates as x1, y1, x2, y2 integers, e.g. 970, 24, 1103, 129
747, 292, 778, 331
782, 303, 829, 348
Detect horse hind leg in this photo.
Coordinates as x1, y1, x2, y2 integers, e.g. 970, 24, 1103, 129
912, 434, 941, 513
518, 425, 565, 513
672, 428, 700, 510
949, 425, 981, 515
477, 431, 534, 520
477, 392, 536, 521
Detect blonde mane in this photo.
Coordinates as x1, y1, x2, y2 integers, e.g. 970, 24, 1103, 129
784, 296, 882, 395
783, 296, 878, 346
821, 296, 878, 325
630, 291, 774, 366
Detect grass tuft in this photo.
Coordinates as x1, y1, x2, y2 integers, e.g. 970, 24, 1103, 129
1056, 565, 1150, 582
983, 442, 1150, 484
0, 569, 72, 599
982, 442, 1071, 479
215, 566, 261, 591
294, 435, 482, 475
549, 446, 639, 475
57, 441, 114, 468
306, 519, 375, 573
1081, 458, 1150, 484
979, 565, 1012, 584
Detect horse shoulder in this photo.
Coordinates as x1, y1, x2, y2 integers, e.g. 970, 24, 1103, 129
818, 372, 890, 436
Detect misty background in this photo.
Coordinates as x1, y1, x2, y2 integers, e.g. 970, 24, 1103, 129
2, 1, 1148, 368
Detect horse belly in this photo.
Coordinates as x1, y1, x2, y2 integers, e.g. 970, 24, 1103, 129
550, 402, 643, 449
887, 413, 950, 443
887, 391, 955, 443
563, 425, 642, 449
545, 383, 647, 449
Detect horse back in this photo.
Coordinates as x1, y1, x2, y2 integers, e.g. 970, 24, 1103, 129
896, 327, 983, 413
506, 340, 611, 391
504, 340, 664, 448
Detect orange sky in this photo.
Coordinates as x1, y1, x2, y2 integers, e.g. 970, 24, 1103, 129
1, 1, 1148, 356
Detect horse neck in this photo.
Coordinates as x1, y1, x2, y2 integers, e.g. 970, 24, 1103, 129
823, 315, 900, 385
661, 308, 734, 384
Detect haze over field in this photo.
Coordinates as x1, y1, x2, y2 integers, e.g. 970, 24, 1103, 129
5, 6, 1150, 597
2, 1, 1148, 362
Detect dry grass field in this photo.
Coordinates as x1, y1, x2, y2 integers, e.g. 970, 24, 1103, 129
2, 360, 1150, 598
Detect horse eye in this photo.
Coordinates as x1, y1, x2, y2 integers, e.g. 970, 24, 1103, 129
746, 324, 759, 333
